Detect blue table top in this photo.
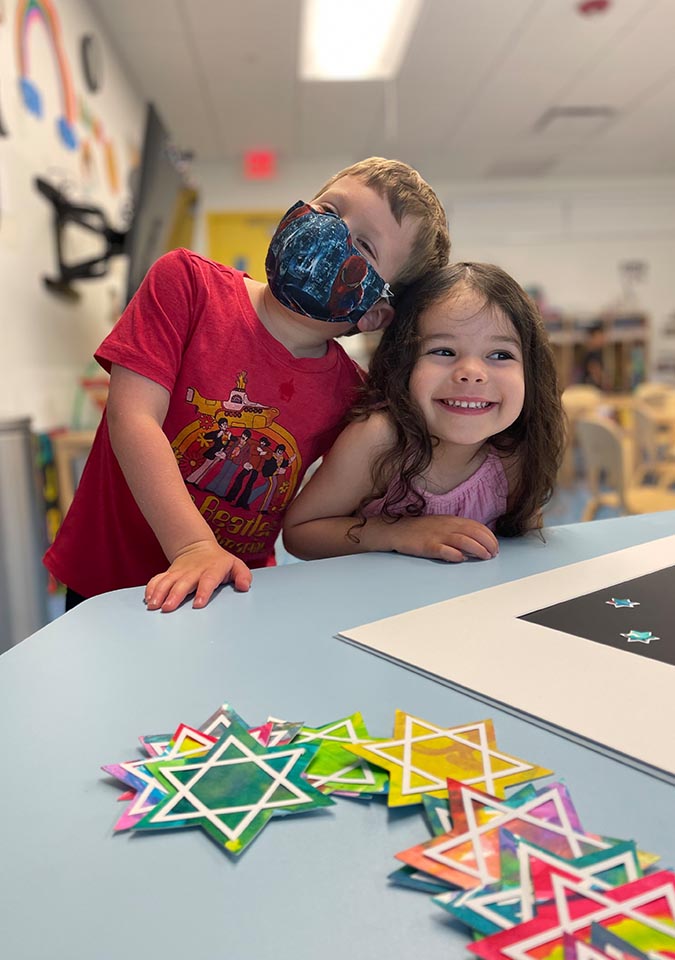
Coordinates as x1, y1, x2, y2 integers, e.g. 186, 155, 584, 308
2, 512, 674, 959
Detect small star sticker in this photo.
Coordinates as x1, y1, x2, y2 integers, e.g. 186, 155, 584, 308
620, 630, 659, 644
605, 597, 640, 608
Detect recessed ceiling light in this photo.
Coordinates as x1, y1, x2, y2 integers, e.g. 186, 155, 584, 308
299, 0, 422, 81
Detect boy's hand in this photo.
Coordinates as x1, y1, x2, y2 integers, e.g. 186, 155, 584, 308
386, 516, 499, 563
145, 540, 252, 612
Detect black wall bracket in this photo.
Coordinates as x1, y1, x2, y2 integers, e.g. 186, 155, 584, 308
35, 177, 128, 297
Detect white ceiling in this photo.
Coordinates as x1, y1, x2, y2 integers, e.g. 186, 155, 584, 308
87, 0, 675, 181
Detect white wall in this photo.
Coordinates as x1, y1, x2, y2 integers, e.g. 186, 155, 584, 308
448, 178, 675, 353
194, 161, 675, 377
5, 0, 675, 435
0, 0, 143, 431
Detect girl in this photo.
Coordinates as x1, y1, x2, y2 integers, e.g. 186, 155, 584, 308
283, 262, 565, 563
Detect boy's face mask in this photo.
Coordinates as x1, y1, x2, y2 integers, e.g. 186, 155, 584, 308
265, 201, 393, 324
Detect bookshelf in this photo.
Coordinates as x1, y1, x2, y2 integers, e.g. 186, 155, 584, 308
653, 313, 675, 383
546, 312, 649, 392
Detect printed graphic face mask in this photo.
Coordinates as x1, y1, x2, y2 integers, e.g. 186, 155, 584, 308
265, 201, 393, 324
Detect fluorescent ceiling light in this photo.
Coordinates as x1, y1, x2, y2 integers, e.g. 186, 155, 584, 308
300, 0, 422, 81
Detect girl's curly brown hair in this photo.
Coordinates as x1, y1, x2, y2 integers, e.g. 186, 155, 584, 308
351, 262, 566, 537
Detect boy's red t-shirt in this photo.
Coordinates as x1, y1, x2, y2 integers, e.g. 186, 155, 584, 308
44, 249, 363, 598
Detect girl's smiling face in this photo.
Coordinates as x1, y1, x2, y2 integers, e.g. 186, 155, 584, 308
409, 283, 525, 451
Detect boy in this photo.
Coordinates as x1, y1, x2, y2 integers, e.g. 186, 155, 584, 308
44, 158, 450, 612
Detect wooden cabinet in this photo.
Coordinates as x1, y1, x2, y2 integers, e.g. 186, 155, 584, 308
653, 315, 675, 383
50, 430, 95, 517
546, 312, 648, 392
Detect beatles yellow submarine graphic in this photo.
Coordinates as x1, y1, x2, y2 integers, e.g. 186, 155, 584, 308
171, 373, 301, 548
186, 371, 280, 430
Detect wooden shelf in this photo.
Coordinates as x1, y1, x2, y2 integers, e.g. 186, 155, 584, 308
50, 430, 95, 517
545, 312, 649, 392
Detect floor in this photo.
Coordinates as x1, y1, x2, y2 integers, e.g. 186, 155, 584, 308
544, 477, 618, 526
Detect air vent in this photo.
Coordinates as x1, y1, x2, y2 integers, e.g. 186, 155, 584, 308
533, 106, 615, 138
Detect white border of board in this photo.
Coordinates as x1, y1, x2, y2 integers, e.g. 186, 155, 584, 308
338, 534, 675, 778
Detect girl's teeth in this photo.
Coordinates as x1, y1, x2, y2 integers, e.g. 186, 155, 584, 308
445, 400, 490, 409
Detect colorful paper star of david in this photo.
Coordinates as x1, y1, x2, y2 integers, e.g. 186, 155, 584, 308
620, 631, 659, 644
265, 718, 305, 746
605, 598, 640, 608
468, 869, 675, 960
104, 724, 217, 831
297, 713, 388, 795
133, 720, 334, 854
589, 922, 655, 960
562, 930, 615, 960
423, 784, 541, 840
116, 733, 175, 802
499, 830, 644, 898
139, 733, 173, 757
422, 794, 455, 836
247, 721, 275, 745
562, 925, 663, 960
343, 713, 551, 806
434, 836, 642, 937
388, 788, 463, 894
396, 780, 629, 889
199, 703, 249, 739
387, 864, 451, 894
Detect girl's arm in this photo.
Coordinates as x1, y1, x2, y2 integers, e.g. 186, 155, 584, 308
107, 364, 252, 611
283, 414, 498, 562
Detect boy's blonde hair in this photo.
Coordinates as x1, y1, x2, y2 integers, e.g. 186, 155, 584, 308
314, 157, 450, 293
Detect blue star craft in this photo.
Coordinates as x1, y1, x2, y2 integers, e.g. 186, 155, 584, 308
620, 630, 659, 644
132, 720, 334, 855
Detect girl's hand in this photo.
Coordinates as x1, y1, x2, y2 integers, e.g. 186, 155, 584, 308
144, 540, 252, 612
387, 515, 499, 563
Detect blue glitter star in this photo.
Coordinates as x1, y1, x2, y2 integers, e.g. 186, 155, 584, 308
619, 630, 659, 644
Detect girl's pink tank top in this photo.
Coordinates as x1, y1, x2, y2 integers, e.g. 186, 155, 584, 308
362, 450, 508, 531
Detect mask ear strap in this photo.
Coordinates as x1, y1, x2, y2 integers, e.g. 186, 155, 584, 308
381, 283, 394, 302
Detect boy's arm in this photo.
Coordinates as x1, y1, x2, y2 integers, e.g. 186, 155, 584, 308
283, 415, 498, 562
106, 364, 252, 611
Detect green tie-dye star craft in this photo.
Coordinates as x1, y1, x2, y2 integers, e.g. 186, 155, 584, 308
133, 719, 334, 855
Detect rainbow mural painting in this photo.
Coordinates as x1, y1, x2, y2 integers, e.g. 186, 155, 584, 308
15, 0, 78, 150
80, 97, 120, 193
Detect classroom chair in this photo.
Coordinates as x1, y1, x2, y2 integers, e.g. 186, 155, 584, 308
559, 385, 604, 485
633, 381, 675, 404
632, 381, 675, 448
575, 414, 675, 522
631, 403, 675, 487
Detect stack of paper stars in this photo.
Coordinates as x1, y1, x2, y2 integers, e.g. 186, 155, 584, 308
103, 703, 392, 855
383, 720, 675, 960
103, 706, 675, 957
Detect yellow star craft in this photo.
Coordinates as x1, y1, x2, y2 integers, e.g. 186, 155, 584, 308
343, 711, 551, 807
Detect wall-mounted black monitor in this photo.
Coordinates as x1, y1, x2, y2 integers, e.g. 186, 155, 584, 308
124, 103, 198, 304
